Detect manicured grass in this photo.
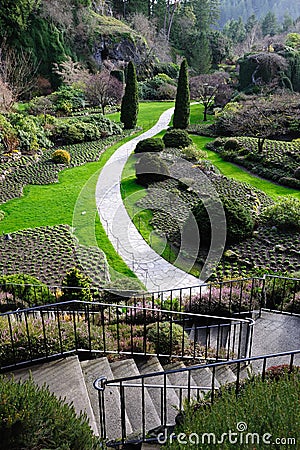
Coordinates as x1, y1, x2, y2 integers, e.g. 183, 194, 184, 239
108, 101, 174, 129
191, 135, 300, 201
0, 102, 174, 280
190, 102, 214, 125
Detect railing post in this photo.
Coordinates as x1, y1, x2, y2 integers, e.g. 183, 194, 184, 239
120, 382, 126, 444
260, 275, 266, 317
93, 377, 107, 440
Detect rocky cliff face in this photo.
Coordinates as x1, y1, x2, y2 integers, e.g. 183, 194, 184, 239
93, 35, 148, 67
89, 15, 153, 78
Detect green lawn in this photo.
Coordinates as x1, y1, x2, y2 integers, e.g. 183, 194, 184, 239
190, 136, 300, 201
0, 102, 174, 280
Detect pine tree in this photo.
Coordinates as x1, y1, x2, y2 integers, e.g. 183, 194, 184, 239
173, 58, 190, 129
193, 31, 212, 74
120, 61, 139, 130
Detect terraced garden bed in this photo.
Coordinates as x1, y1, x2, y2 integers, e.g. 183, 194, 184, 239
0, 134, 125, 204
134, 144, 300, 281
208, 136, 300, 188
0, 225, 108, 286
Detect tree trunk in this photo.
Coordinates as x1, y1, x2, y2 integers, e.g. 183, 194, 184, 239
258, 137, 265, 152
203, 104, 208, 121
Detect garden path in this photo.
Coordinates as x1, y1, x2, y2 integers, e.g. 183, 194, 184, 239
95, 107, 201, 291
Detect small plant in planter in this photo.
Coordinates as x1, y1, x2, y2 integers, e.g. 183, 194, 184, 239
51, 149, 71, 164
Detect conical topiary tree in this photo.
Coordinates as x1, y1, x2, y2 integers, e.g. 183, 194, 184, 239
173, 58, 190, 129
120, 61, 139, 129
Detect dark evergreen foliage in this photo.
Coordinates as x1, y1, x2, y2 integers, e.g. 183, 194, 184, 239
193, 194, 254, 245
120, 61, 139, 130
134, 138, 164, 153
173, 59, 190, 129
163, 129, 193, 149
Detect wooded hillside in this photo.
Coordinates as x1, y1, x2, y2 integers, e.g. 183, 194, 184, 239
219, 0, 300, 27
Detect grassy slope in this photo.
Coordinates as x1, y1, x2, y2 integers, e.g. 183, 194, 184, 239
203, 144, 300, 201
0, 102, 174, 279
189, 103, 300, 201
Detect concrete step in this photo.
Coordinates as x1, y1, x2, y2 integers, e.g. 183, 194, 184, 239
187, 365, 220, 393
81, 357, 132, 441
135, 356, 180, 426
212, 365, 237, 386
161, 360, 202, 403
189, 323, 230, 350
110, 358, 161, 435
7, 356, 98, 435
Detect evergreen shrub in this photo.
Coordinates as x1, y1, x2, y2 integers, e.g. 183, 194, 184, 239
0, 376, 100, 449
163, 129, 192, 149
134, 138, 164, 153
135, 153, 170, 186
224, 138, 242, 151
52, 149, 71, 164
147, 322, 189, 355
0, 274, 54, 307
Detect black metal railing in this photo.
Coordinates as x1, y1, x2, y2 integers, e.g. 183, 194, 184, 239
94, 349, 300, 447
1, 275, 299, 316
0, 300, 253, 371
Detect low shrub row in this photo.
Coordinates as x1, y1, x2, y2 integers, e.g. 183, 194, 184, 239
208, 136, 300, 188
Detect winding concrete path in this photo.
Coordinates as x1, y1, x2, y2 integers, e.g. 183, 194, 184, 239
95, 107, 201, 291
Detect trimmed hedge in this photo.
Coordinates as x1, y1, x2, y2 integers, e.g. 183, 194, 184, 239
135, 153, 170, 186
163, 129, 193, 149
134, 137, 165, 154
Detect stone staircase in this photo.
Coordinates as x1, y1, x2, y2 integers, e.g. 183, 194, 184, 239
6, 354, 251, 446
6, 310, 298, 447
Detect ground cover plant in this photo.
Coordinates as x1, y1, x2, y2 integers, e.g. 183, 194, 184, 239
165, 370, 300, 449
0, 376, 101, 449
208, 135, 300, 188
0, 134, 122, 204
0, 225, 108, 287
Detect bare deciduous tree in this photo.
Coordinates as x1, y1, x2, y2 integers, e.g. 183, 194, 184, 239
190, 72, 231, 121
0, 79, 13, 111
130, 12, 172, 62
84, 70, 123, 113
53, 56, 90, 87
0, 45, 39, 104
40, 0, 75, 31
216, 94, 299, 152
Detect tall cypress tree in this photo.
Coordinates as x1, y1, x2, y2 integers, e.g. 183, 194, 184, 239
120, 61, 139, 130
173, 58, 190, 129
